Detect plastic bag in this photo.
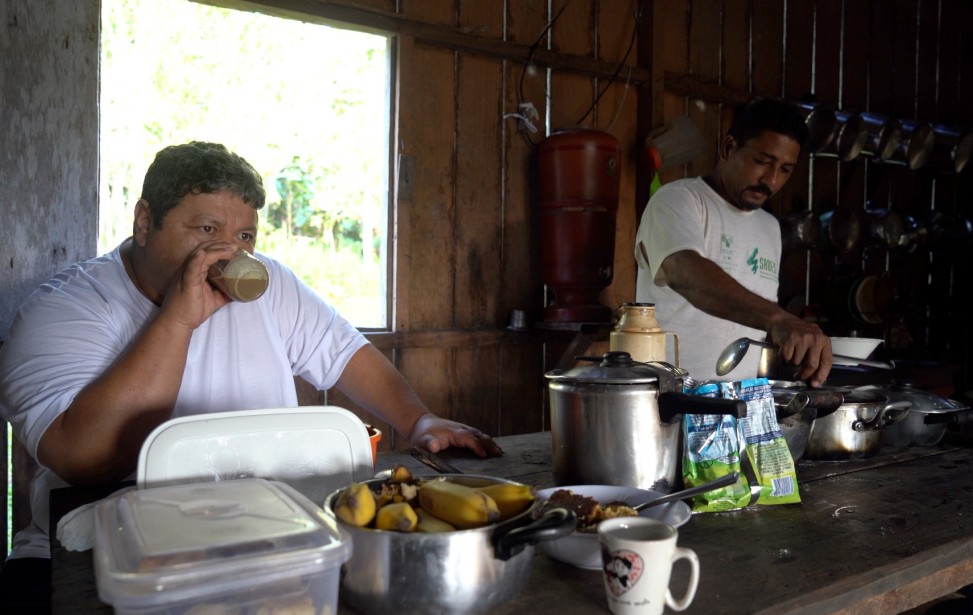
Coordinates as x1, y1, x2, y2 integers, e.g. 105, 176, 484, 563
682, 377, 800, 512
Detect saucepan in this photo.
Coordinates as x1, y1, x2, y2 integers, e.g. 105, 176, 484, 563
881, 380, 973, 447
803, 385, 910, 460
770, 382, 844, 461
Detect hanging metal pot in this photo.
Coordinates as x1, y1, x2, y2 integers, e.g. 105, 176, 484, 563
546, 352, 747, 493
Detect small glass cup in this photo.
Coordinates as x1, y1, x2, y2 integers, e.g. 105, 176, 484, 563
207, 248, 269, 302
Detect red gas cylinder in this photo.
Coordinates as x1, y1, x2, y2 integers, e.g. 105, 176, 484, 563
538, 127, 620, 323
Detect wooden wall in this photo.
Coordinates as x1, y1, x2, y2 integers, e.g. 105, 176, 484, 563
651, 0, 973, 394
257, 0, 973, 449
244, 0, 645, 449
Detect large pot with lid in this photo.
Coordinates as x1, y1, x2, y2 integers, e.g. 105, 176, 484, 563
880, 380, 973, 447
803, 385, 911, 460
546, 351, 747, 493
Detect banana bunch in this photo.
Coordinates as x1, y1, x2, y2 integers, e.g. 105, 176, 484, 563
331, 463, 537, 533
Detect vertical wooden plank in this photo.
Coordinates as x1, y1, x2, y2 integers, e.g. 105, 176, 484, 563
597, 80, 639, 309
811, 0, 841, 216
500, 0, 549, 433
401, 43, 457, 329
454, 53, 504, 327
451, 345, 503, 437
841, 0, 869, 222
498, 339, 545, 435
720, 0, 751, 238
551, 0, 594, 57
783, 1, 815, 101
595, 1, 640, 306
452, 42, 506, 437
550, 0, 595, 131
957, 2, 973, 126
935, 0, 960, 125
776, 1, 816, 317
651, 0, 691, 193
751, 0, 784, 97
777, 0, 814, 250
685, 0, 722, 179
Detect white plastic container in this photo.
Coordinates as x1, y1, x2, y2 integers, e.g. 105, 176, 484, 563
94, 477, 351, 615
137, 406, 374, 505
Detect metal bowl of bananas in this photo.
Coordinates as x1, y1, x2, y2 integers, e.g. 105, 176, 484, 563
324, 465, 576, 614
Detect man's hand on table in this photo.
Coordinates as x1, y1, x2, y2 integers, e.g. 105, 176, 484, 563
408, 414, 504, 458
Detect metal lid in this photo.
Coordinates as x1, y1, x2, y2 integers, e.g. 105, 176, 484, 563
545, 351, 663, 385
886, 380, 969, 413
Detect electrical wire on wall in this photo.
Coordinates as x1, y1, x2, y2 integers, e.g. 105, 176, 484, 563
505, 1, 642, 147
504, 2, 570, 149
573, 2, 642, 129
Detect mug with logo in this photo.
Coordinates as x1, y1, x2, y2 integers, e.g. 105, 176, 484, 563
598, 517, 699, 615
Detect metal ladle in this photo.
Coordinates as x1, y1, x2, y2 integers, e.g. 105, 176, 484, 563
715, 337, 895, 377
633, 472, 740, 511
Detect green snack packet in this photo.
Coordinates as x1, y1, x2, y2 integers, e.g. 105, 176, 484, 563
683, 378, 800, 512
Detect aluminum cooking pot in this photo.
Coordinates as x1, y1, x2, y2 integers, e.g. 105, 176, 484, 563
546, 351, 747, 493
804, 385, 911, 461
881, 380, 973, 447
771, 381, 845, 461
324, 474, 575, 615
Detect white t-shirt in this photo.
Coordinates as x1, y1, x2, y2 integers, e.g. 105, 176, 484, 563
0, 245, 368, 558
634, 177, 781, 382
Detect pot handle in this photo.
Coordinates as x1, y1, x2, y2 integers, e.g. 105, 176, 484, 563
493, 507, 577, 561
658, 392, 748, 424
940, 408, 973, 432
853, 401, 912, 432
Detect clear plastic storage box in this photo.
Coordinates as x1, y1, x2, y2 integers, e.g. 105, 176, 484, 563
94, 477, 351, 615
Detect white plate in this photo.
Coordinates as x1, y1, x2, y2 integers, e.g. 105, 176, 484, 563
137, 406, 374, 505
535, 485, 692, 571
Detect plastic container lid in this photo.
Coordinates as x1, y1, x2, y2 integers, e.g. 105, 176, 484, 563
94, 478, 351, 610
137, 406, 374, 505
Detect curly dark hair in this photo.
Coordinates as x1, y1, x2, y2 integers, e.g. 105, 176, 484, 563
728, 98, 809, 150
139, 141, 266, 228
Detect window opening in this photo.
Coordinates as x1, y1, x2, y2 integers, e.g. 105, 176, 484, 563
99, 0, 392, 328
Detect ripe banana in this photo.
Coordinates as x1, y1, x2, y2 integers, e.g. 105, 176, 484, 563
375, 501, 418, 532
415, 508, 456, 533
334, 481, 378, 527
389, 464, 414, 483
477, 482, 536, 520
418, 478, 500, 529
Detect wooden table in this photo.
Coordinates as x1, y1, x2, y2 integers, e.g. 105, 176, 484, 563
51, 432, 973, 614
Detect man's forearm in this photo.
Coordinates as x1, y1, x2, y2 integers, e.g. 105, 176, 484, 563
37, 312, 194, 484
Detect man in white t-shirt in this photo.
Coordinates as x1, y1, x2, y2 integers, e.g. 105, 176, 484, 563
635, 98, 832, 385
0, 141, 502, 610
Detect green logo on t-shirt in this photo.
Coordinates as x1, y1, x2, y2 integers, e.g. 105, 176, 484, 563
747, 247, 759, 274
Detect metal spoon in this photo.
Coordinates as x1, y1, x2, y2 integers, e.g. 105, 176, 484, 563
715, 337, 895, 377
633, 471, 740, 511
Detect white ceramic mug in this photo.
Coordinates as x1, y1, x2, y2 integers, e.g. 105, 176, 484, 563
598, 517, 700, 615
